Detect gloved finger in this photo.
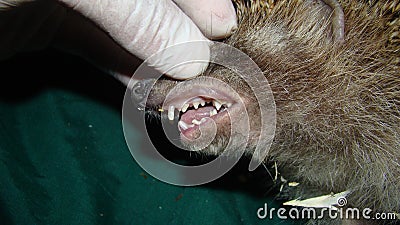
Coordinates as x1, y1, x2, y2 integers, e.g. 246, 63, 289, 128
173, 0, 237, 39
59, 0, 210, 80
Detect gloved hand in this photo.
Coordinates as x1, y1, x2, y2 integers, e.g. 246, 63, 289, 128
0, 0, 237, 82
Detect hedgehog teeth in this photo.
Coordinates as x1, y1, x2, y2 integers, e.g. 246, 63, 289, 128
193, 102, 200, 109
168, 105, 175, 121
213, 100, 222, 111
181, 103, 189, 113
178, 121, 194, 130
164, 98, 233, 121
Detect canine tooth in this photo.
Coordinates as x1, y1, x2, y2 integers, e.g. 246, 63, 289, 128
182, 103, 189, 113
168, 106, 175, 120
226, 103, 232, 108
200, 100, 206, 106
192, 119, 201, 125
178, 121, 190, 130
213, 100, 222, 110
193, 102, 200, 109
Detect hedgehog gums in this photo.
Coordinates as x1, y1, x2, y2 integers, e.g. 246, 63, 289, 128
142, 0, 400, 224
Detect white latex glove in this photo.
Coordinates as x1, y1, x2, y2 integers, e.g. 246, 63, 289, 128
0, 0, 237, 81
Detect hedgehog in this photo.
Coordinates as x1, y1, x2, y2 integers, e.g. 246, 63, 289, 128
131, 0, 400, 224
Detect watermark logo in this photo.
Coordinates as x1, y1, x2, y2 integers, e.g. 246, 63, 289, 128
122, 41, 276, 186
257, 196, 399, 221
336, 196, 347, 207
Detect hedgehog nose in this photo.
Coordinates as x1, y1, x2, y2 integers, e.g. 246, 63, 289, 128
130, 79, 156, 111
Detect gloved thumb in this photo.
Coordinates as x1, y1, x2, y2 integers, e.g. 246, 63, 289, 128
59, 0, 210, 79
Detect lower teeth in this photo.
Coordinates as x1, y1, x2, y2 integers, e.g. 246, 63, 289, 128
178, 121, 194, 130
179, 118, 209, 130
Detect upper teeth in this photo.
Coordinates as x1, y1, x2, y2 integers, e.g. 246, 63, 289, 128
164, 99, 232, 122
182, 103, 189, 113
213, 100, 222, 110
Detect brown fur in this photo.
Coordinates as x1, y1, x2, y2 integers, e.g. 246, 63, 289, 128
227, 0, 400, 217
227, 0, 400, 213
146, 0, 400, 223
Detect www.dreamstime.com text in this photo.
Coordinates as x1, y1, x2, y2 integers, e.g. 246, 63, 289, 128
257, 203, 399, 221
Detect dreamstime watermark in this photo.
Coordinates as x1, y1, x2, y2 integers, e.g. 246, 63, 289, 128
257, 196, 399, 221
122, 41, 276, 186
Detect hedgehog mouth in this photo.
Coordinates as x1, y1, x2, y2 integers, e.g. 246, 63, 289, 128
160, 86, 238, 139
